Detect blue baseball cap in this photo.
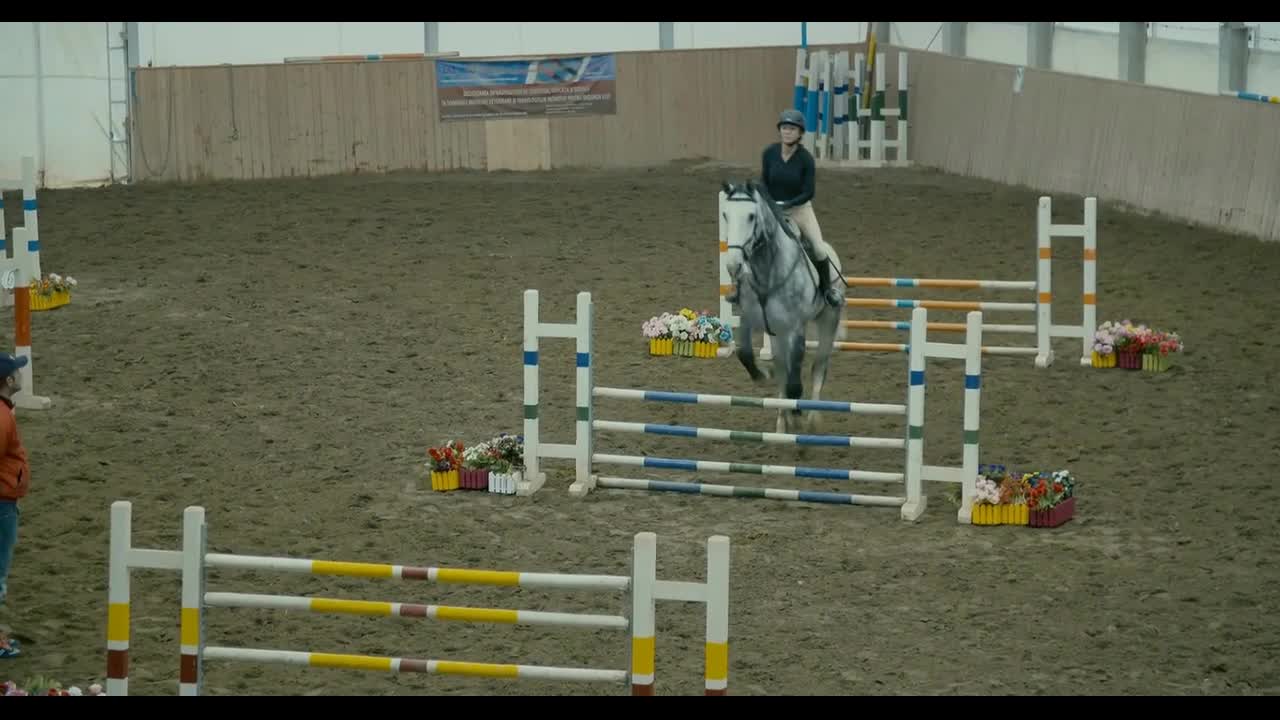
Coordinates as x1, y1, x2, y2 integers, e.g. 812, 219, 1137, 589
0, 354, 29, 377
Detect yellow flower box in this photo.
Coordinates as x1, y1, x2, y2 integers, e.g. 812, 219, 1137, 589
430, 469, 459, 492
30, 290, 71, 312
972, 502, 1029, 526
649, 338, 673, 356
1090, 351, 1115, 368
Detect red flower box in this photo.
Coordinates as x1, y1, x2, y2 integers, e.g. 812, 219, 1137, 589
459, 468, 490, 490
1117, 349, 1142, 369
1029, 496, 1075, 528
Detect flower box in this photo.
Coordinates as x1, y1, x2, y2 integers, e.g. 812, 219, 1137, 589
648, 338, 673, 356
1029, 496, 1075, 528
459, 468, 489, 490
644, 309, 732, 359
427, 440, 464, 492
1142, 353, 1171, 373
1090, 351, 1116, 368
971, 502, 1028, 526
1095, 321, 1182, 372
489, 470, 521, 495
430, 469, 459, 492
31, 289, 71, 312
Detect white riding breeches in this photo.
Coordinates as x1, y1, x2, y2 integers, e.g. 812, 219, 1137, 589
785, 202, 834, 263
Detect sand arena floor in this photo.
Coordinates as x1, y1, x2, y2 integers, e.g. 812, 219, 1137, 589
2, 162, 1278, 695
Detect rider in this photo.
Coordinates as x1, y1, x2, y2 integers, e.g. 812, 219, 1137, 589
751, 108, 843, 308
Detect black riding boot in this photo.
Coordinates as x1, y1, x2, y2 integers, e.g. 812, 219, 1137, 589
815, 258, 842, 307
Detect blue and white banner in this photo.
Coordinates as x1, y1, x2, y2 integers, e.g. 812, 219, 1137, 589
436, 54, 617, 120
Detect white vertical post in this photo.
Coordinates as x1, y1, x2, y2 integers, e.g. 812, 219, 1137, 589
871, 54, 886, 165
717, 191, 737, 358
833, 51, 849, 162
853, 53, 865, 161
106, 501, 133, 696
804, 50, 820, 153
793, 48, 809, 152
818, 50, 832, 159
521, 289, 545, 486
901, 307, 927, 521
1034, 197, 1054, 369
179, 506, 206, 696
703, 536, 730, 696
11, 157, 50, 411
1080, 198, 1098, 366
896, 52, 909, 165
569, 292, 594, 497
958, 311, 983, 524
21, 156, 39, 282
630, 532, 657, 695
759, 332, 776, 360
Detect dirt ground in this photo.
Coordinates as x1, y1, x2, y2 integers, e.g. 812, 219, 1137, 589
2, 161, 1279, 696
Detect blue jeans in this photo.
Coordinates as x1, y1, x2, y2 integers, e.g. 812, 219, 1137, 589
0, 501, 17, 607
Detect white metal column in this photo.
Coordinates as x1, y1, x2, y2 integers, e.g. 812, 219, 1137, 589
106, 22, 132, 183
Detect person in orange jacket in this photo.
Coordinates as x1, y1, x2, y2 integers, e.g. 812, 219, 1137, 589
0, 353, 32, 659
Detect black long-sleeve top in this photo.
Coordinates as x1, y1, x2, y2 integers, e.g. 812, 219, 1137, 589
760, 142, 816, 208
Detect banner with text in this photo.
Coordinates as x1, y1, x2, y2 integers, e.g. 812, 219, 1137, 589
436, 54, 617, 121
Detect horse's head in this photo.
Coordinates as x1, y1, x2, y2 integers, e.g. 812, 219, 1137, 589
721, 180, 777, 283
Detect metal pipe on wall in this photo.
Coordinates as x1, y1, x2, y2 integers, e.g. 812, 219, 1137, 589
32, 22, 46, 185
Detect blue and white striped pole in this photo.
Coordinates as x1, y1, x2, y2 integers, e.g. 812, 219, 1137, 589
1221, 90, 1279, 105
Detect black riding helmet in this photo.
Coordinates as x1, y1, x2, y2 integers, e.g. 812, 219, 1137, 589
777, 108, 806, 133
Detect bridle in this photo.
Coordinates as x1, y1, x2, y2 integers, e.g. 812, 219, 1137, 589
724, 185, 806, 336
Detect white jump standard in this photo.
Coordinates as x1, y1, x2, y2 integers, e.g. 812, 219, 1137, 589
0, 155, 51, 410
521, 289, 985, 523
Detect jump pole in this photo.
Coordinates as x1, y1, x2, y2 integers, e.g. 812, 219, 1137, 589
107, 500, 731, 696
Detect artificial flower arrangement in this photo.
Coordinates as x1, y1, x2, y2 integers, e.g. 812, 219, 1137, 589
426, 440, 464, 491
1092, 320, 1183, 372
1024, 469, 1076, 528
2, 678, 106, 696
970, 464, 1075, 528
30, 273, 77, 312
971, 464, 1029, 526
459, 433, 525, 495
642, 308, 733, 358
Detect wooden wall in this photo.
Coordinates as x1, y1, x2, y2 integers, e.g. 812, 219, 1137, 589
129, 44, 1280, 242
906, 51, 1280, 242
129, 46, 810, 182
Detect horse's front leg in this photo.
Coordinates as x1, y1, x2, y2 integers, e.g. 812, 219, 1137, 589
780, 331, 806, 435
735, 323, 772, 386
806, 309, 841, 433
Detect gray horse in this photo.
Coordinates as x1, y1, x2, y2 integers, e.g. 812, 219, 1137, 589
720, 180, 846, 434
